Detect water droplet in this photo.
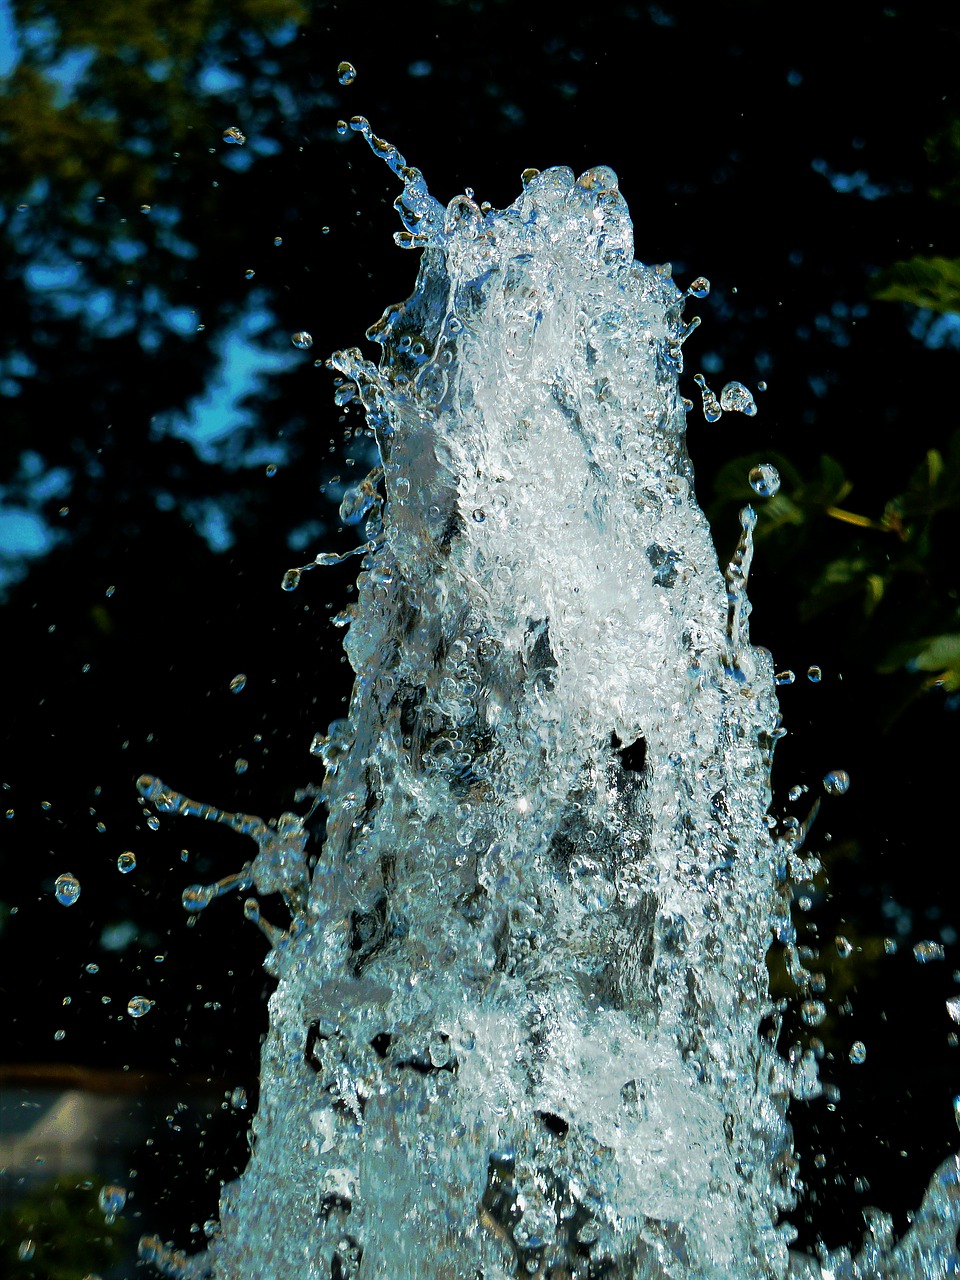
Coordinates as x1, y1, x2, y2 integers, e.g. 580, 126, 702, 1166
338, 61, 357, 85
849, 1040, 866, 1065
18, 1239, 35, 1262
748, 463, 781, 498
914, 940, 946, 964
472, 508, 486, 523
54, 1029, 65, 1041
265, 463, 278, 478
291, 331, 313, 350
244, 268, 255, 280
235, 758, 249, 775
800, 1000, 827, 1027
336, 119, 348, 136
105, 584, 116, 597
806, 665, 822, 683
117, 852, 137, 874
54, 872, 81, 906
229, 673, 247, 694
688, 276, 710, 298
98, 1183, 127, 1223
720, 381, 757, 416
146, 814, 160, 831
222, 126, 246, 145
775, 670, 795, 686
757, 380, 768, 392
823, 769, 850, 796
322, 226, 330, 235
835, 935, 853, 959
127, 995, 154, 1018
85, 962, 99, 973
693, 373, 722, 423
230, 1086, 248, 1110
182, 883, 216, 912
281, 568, 301, 592
946, 997, 960, 1023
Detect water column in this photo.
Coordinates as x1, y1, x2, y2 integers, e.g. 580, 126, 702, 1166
136, 136, 960, 1279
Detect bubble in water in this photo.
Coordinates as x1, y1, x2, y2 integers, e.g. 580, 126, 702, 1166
281, 568, 301, 592
291, 331, 313, 349
117, 852, 137, 874
18, 1239, 35, 1262
807, 665, 822, 683
748, 463, 781, 498
693, 373, 722, 423
688, 276, 710, 298
835, 935, 853, 959
472, 508, 486, 523
914, 940, 946, 964
127, 995, 154, 1018
222, 126, 246, 145
849, 1040, 867, 1065
823, 769, 850, 796
99, 1184, 127, 1223
720, 381, 758, 416
54, 872, 81, 906
229, 673, 247, 693
338, 61, 357, 85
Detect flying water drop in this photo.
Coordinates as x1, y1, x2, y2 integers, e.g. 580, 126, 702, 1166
720, 380, 758, 415
222, 126, 246, 145
281, 568, 301, 592
748, 463, 781, 498
337, 61, 357, 85
99, 1184, 127, 1224
694, 372, 722, 422
127, 995, 154, 1018
229, 673, 247, 694
117, 851, 137, 874
54, 872, 81, 906
291, 331, 313, 350
823, 769, 850, 796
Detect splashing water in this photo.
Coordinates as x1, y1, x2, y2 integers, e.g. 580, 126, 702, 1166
135, 129, 960, 1280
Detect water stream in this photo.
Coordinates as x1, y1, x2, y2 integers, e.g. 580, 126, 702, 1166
135, 127, 960, 1279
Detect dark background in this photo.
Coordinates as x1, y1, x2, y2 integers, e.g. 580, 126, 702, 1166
2, 0, 959, 1273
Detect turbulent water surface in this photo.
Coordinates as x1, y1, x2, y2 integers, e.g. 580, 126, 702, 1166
137, 129, 960, 1280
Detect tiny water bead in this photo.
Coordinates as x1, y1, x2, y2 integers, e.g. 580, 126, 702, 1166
222, 126, 246, 145
231, 1086, 248, 1110
720, 381, 757, 416
273, 235, 283, 246
807, 665, 822, 683
748, 463, 781, 498
291, 331, 313, 349
54, 872, 81, 906
229, 673, 247, 693
244, 268, 255, 280
775, 670, 795, 686
127, 995, 154, 1018
687, 276, 710, 298
337, 61, 357, 85
336, 120, 348, 136
915, 940, 946, 964
823, 769, 850, 796
18, 1240, 35, 1262
117, 851, 137, 874
849, 1041, 867, 1065
281, 568, 301, 592
235, 758, 249, 775
947, 997, 960, 1024
694, 373, 721, 423
99, 1184, 127, 1223
265, 463, 278, 477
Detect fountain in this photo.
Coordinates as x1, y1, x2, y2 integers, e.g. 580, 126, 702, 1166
134, 124, 960, 1279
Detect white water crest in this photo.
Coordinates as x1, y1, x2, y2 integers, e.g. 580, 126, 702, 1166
137, 129, 960, 1279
